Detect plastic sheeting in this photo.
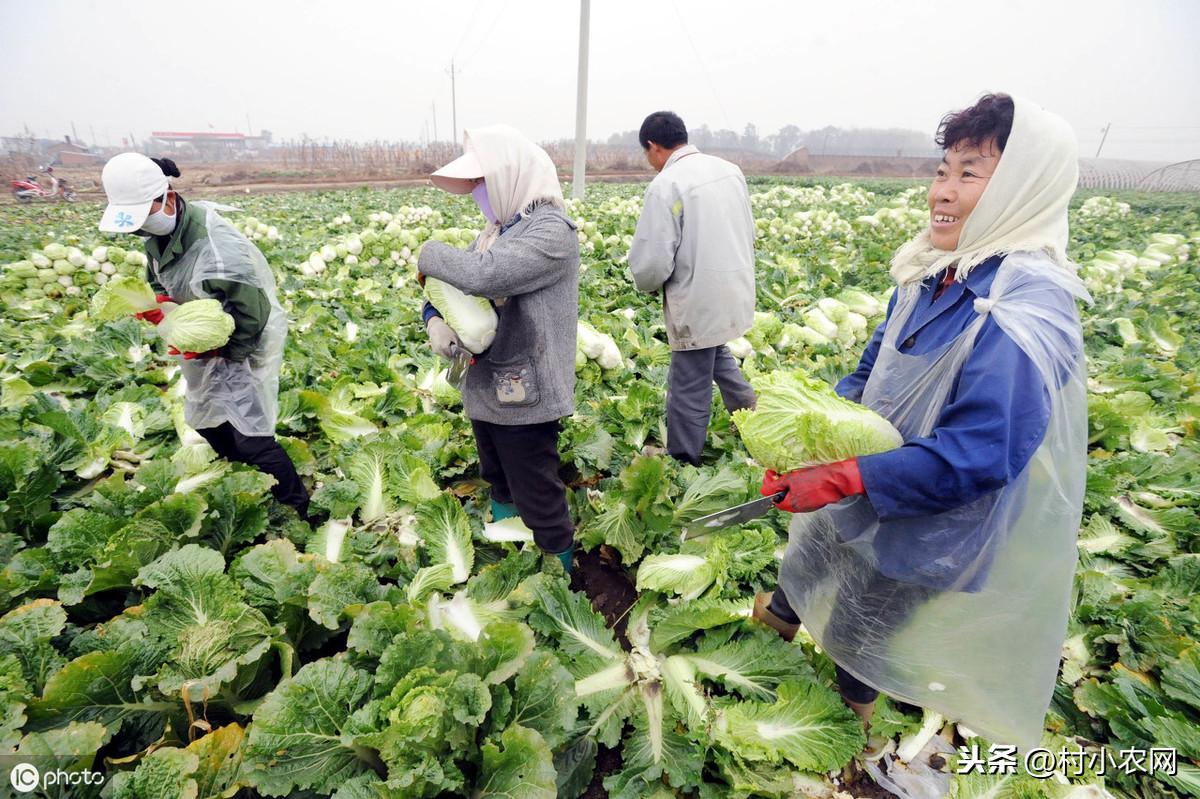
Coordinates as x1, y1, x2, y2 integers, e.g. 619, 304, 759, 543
779, 251, 1090, 747
150, 202, 287, 437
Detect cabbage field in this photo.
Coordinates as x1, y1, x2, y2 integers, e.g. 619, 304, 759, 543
0, 180, 1198, 799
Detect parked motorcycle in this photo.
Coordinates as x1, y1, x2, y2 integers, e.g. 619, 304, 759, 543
11, 169, 76, 203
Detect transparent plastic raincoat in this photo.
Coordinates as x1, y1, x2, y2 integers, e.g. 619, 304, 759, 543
778, 251, 1090, 747
150, 202, 287, 437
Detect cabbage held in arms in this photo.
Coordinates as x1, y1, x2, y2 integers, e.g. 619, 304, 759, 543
424, 277, 497, 354
731, 371, 902, 472
160, 299, 237, 353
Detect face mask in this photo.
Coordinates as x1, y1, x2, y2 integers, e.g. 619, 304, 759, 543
471, 181, 497, 224
140, 192, 177, 236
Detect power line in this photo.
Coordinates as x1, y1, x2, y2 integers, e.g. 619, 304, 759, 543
447, 60, 461, 145
670, 0, 733, 131
1106, 125, 1200, 130
457, 0, 513, 70
450, 0, 487, 62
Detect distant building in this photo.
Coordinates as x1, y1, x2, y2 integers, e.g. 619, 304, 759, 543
150, 130, 273, 157
2, 135, 101, 165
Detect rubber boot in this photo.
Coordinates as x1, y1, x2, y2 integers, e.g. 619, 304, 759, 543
491, 499, 519, 522
554, 545, 575, 574
752, 592, 799, 642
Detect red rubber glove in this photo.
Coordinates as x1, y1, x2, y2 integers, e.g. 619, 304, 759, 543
135, 308, 165, 324
133, 295, 176, 325
760, 458, 865, 513
167, 346, 220, 360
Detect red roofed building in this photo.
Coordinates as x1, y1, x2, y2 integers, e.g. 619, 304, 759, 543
150, 130, 272, 155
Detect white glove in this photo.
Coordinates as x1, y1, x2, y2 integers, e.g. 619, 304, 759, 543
427, 316, 463, 360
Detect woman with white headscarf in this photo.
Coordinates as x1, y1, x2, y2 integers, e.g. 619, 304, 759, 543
418, 125, 580, 572
753, 94, 1091, 748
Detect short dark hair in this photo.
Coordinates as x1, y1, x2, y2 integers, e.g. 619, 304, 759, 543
935, 93, 1014, 153
639, 111, 688, 150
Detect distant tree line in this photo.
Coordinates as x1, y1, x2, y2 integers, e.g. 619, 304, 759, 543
600, 122, 941, 159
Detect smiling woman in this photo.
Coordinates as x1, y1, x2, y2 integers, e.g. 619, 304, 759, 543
928, 94, 1013, 250
758, 94, 1093, 749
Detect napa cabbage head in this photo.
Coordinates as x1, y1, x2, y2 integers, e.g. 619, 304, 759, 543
424, 277, 497, 354
160, 299, 237, 353
732, 371, 902, 472
90, 275, 159, 320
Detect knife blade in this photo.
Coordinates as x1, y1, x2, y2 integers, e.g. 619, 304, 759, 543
446, 341, 471, 387
680, 491, 785, 542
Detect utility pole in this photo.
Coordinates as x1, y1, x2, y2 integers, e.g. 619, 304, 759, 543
447, 59, 460, 147
70, 121, 78, 143
1095, 122, 1112, 158
572, 0, 591, 200
432, 101, 438, 143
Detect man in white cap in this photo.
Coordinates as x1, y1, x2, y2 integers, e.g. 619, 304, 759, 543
98, 152, 311, 522
418, 125, 580, 572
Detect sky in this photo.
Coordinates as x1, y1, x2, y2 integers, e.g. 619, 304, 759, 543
1, 0, 1198, 162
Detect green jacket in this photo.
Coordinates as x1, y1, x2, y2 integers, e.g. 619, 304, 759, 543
144, 199, 271, 361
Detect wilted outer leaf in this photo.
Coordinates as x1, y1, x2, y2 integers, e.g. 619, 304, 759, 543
190, 723, 248, 799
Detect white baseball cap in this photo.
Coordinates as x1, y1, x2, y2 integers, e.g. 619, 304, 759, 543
98, 153, 171, 233
430, 149, 483, 194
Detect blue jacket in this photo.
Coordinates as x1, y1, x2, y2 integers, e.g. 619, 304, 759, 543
836, 255, 1061, 588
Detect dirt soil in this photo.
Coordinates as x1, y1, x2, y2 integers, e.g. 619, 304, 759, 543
570, 544, 639, 648
840, 770, 901, 799
580, 744, 623, 799
4, 156, 934, 204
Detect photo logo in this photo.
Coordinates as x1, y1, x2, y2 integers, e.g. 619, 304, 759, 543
9, 763, 40, 793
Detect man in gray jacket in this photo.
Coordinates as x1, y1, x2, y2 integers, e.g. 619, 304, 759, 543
628, 111, 757, 466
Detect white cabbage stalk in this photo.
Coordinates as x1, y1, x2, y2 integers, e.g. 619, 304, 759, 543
428, 591, 484, 641
896, 710, 944, 762
321, 519, 351, 563
482, 516, 535, 543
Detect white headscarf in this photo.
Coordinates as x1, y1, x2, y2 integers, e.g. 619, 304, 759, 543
890, 96, 1079, 293
464, 125, 564, 253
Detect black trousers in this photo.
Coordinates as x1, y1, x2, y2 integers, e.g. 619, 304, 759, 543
471, 419, 574, 555
768, 574, 936, 704
197, 422, 311, 518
